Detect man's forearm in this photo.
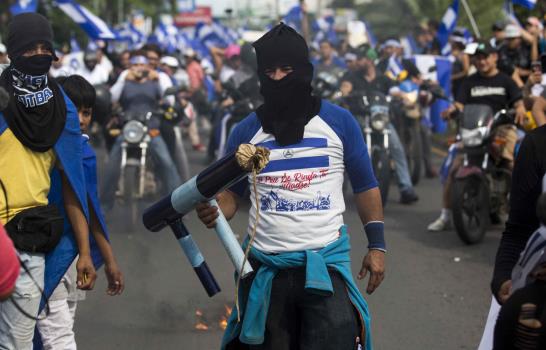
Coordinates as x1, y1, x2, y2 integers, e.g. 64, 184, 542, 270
62, 173, 91, 256
354, 187, 384, 224
89, 204, 116, 265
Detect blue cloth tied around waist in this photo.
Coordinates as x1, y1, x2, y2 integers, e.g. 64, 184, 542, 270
221, 226, 373, 350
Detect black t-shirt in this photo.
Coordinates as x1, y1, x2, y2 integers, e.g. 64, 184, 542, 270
492, 125, 546, 299
456, 72, 522, 112
497, 42, 533, 76
341, 70, 394, 95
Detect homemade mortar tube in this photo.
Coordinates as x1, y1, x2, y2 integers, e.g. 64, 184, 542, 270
169, 219, 220, 297
143, 144, 270, 279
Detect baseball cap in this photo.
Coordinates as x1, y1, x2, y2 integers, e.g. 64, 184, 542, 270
383, 39, 402, 48
344, 52, 357, 62
225, 44, 241, 59
473, 41, 496, 56
504, 24, 521, 39
160, 56, 179, 68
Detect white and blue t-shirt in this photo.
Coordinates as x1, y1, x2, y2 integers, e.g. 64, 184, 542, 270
227, 100, 377, 253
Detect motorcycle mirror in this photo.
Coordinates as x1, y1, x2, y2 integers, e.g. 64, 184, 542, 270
537, 193, 546, 226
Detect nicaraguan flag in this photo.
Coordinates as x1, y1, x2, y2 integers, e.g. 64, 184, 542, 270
411, 54, 452, 133
56, 0, 118, 40
115, 22, 147, 48
10, 0, 37, 15
436, 0, 459, 56
283, 5, 303, 32
312, 16, 338, 47
387, 55, 404, 80
152, 22, 179, 53
401, 35, 419, 57
69, 35, 81, 53
503, 0, 523, 28
195, 22, 226, 49
512, 0, 536, 9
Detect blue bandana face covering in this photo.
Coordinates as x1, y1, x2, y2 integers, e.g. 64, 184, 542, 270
10, 68, 54, 109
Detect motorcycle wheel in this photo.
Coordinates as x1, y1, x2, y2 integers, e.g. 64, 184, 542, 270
372, 148, 391, 206
406, 122, 422, 186
123, 165, 140, 231
451, 176, 490, 245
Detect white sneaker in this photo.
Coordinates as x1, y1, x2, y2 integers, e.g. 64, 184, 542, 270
427, 217, 451, 231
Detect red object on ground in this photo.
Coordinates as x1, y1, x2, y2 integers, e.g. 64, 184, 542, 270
175, 6, 212, 27
0, 224, 20, 298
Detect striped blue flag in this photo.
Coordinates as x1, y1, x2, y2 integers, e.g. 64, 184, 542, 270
436, 0, 459, 56
512, 0, 536, 9
283, 5, 303, 32
10, 0, 37, 15
56, 0, 118, 40
312, 16, 338, 47
411, 54, 452, 133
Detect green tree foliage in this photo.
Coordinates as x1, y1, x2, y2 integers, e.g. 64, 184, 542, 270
336, 0, 545, 41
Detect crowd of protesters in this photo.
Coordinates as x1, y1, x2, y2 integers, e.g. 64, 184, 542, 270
2, 6, 546, 350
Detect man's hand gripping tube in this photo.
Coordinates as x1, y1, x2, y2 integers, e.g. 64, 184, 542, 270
143, 144, 270, 295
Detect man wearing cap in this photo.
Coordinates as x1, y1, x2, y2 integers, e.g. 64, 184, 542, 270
0, 13, 96, 349
428, 41, 527, 232
497, 24, 538, 87
196, 23, 385, 350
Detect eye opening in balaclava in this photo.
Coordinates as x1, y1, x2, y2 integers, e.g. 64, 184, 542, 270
252, 23, 321, 146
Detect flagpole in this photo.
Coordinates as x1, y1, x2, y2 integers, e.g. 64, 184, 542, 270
461, 0, 481, 39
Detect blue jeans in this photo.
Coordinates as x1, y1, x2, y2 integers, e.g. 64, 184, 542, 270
388, 123, 414, 193
0, 252, 45, 350
101, 135, 181, 208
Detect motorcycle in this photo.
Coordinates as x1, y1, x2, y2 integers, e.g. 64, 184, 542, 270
394, 79, 445, 185
341, 91, 392, 204
451, 104, 515, 244
115, 110, 158, 227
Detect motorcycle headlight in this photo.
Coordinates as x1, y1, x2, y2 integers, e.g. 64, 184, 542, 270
123, 120, 146, 143
371, 114, 389, 131
461, 126, 488, 147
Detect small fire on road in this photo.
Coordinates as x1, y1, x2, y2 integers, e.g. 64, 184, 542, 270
194, 305, 233, 331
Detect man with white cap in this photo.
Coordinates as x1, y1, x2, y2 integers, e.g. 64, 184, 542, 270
497, 24, 538, 87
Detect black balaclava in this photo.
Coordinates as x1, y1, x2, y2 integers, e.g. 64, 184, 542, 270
252, 23, 321, 146
1, 13, 66, 153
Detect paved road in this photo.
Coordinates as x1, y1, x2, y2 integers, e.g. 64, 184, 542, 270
75, 149, 501, 350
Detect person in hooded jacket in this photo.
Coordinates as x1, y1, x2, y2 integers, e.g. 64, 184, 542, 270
0, 13, 96, 350
196, 24, 385, 350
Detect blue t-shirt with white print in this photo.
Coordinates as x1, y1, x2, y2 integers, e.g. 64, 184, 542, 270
226, 100, 377, 253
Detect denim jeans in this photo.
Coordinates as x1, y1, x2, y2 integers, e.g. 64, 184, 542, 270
227, 260, 361, 350
101, 135, 181, 207
0, 251, 45, 350
388, 123, 414, 193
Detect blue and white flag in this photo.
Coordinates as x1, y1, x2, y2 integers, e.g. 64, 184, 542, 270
512, 0, 536, 9
56, 0, 118, 40
10, 0, 37, 15
283, 5, 303, 32
436, 0, 459, 56
400, 35, 419, 57
386, 55, 404, 80
411, 54, 452, 133
115, 22, 147, 48
312, 16, 338, 47
69, 35, 81, 53
153, 22, 179, 53
195, 21, 230, 49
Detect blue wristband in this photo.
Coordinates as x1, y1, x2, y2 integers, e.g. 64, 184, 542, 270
364, 221, 386, 252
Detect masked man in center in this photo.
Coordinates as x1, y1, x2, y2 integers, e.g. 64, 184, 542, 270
197, 24, 386, 350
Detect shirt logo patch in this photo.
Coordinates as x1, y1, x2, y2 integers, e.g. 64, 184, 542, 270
283, 149, 294, 158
